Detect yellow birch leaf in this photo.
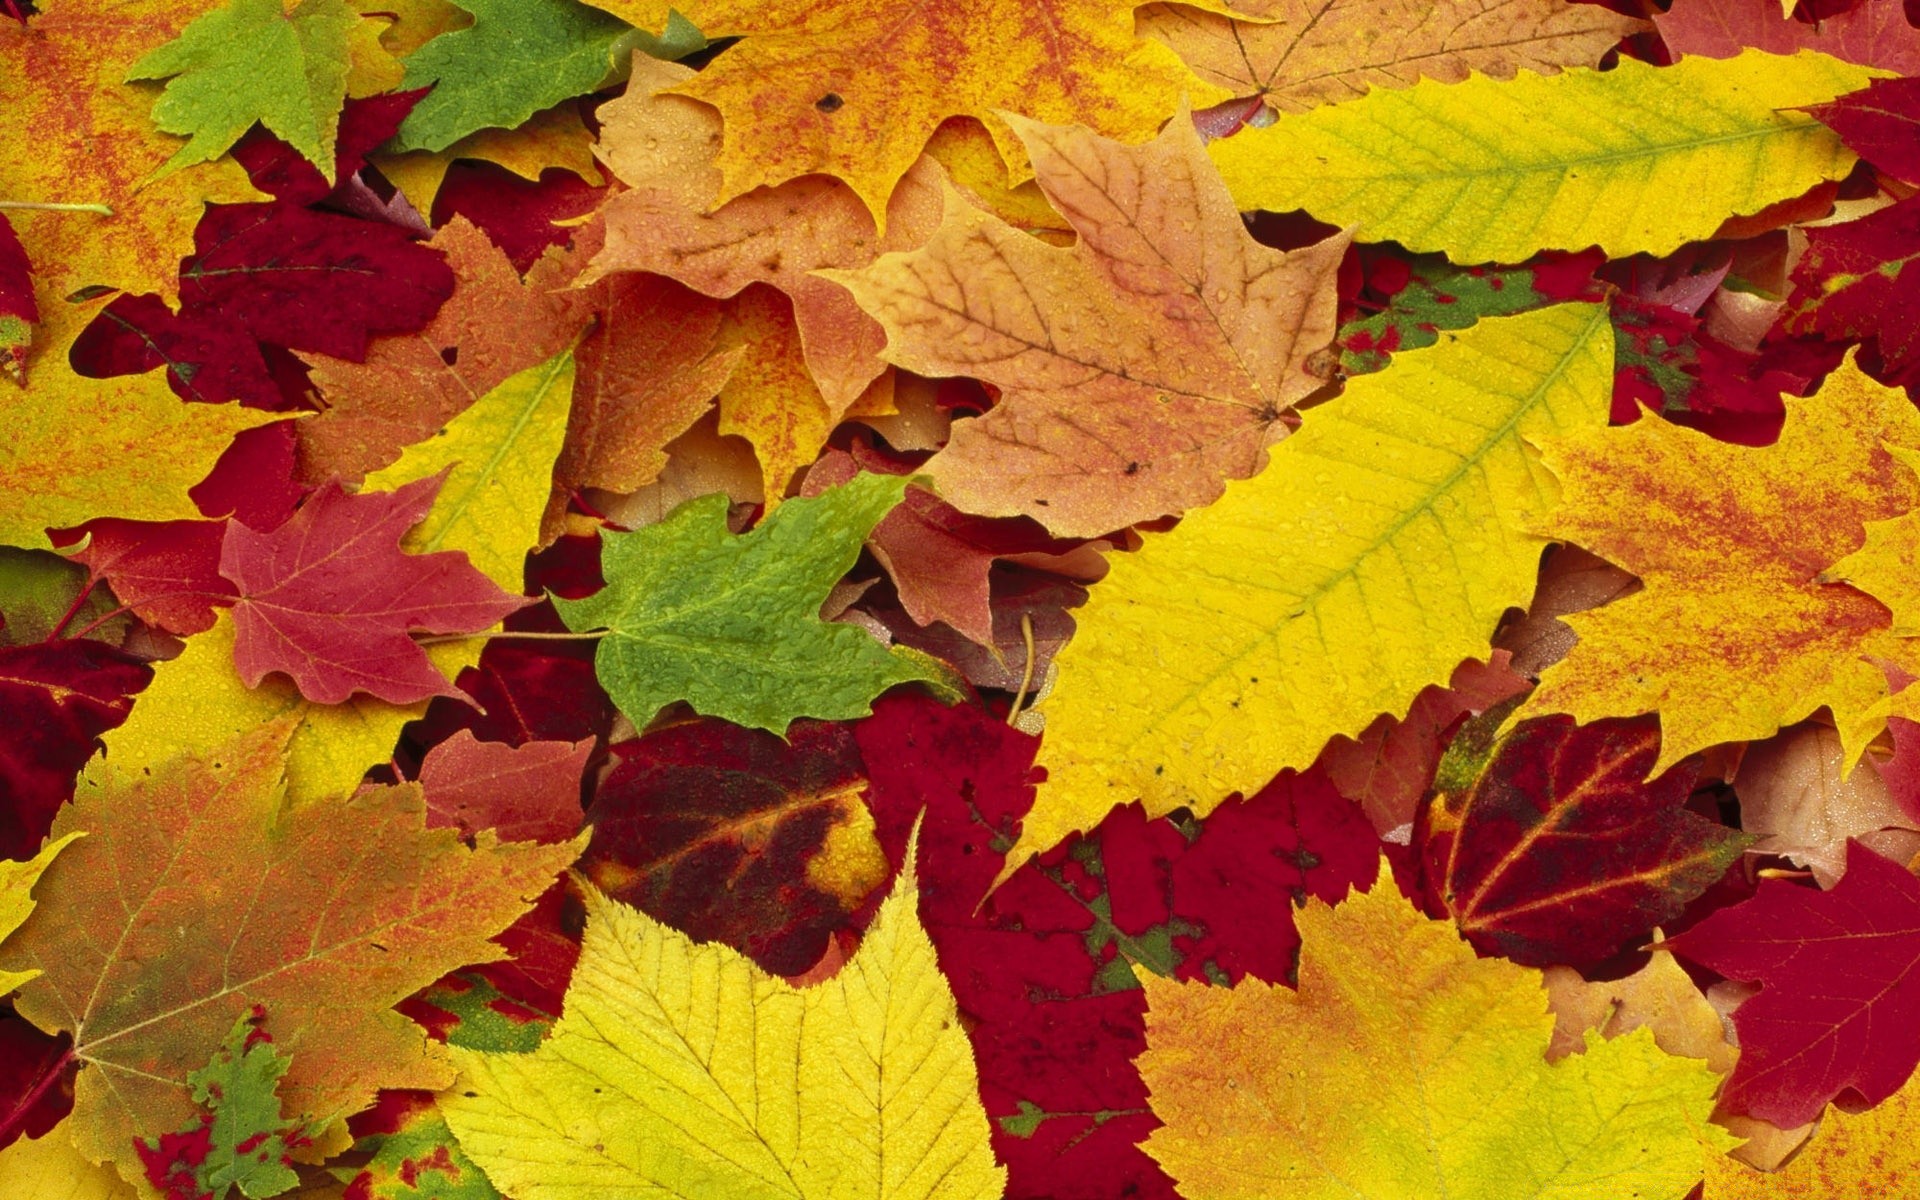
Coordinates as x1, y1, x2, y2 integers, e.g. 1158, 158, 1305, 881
439, 855, 1004, 1199
578, 0, 1233, 227
0, 833, 82, 997
1141, 0, 1646, 114
1207, 50, 1876, 263
363, 348, 576, 591
1138, 864, 1733, 1199
0, 307, 281, 551
1515, 354, 1920, 774
1705, 1071, 1920, 1197
0, 1122, 137, 1200
1014, 303, 1612, 869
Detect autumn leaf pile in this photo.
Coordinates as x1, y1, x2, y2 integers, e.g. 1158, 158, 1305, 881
12, 0, 1920, 1193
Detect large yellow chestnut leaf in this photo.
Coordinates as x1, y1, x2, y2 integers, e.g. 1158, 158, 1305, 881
1208, 50, 1874, 263
1516, 355, 1920, 773
1012, 303, 1611, 869
440, 852, 1004, 1199
1138, 865, 1733, 1199
577, 0, 1234, 228
0, 721, 585, 1187
828, 112, 1347, 537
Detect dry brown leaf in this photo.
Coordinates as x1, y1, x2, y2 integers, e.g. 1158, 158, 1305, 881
1735, 723, 1920, 886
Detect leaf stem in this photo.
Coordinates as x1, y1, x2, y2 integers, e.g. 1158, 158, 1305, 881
42, 576, 98, 643
414, 628, 612, 646
62, 589, 238, 642
0, 200, 113, 216
1006, 612, 1036, 726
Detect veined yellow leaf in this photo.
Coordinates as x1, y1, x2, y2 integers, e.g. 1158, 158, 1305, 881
441, 854, 1004, 1199
1208, 50, 1876, 263
1014, 303, 1612, 869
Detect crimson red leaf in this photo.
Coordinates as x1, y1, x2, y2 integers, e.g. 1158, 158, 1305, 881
232, 91, 424, 206
418, 730, 590, 845
190, 421, 307, 527
220, 473, 525, 704
1669, 841, 1920, 1125
181, 203, 455, 362
858, 692, 1380, 1200
1783, 191, 1920, 384
0, 639, 149, 860
68, 292, 280, 407
430, 162, 604, 274
580, 717, 884, 976
0, 210, 33, 382
1415, 715, 1749, 967
1806, 77, 1920, 186
410, 640, 611, 751
0, 1020, 74, 1154
67, 518, 233, 636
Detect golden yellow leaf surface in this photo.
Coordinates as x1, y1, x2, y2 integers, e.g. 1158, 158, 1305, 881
1013, 303, 1612, 868
1823, 444, 1920, 636
0, 1122, 135, 1200
586, 56, 945, 410
578, 0, 1232, 226
0, 833, 81, 997
0, 308, 281, 551
1141, 0, 1645, 114
1705, 1072, 1920, 1197
1516, 355, 1920, 773
440, 855, 1004, 1199
828, 112, 1347, 537
1138, 865, 1733, 1199
0, 0, 263, 335
1208, 50, 1874, 263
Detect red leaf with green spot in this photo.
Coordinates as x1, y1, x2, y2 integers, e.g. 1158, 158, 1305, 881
1783, 191, 1920, 384
1414, 714, 1751, 967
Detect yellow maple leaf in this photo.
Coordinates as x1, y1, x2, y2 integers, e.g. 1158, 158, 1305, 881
0, 306, 280, 551
1515, 355, 1920, 773
1208, 50, 1875, 263
578, 0, 1233, 225
1012, 303, 1612, 869
1705, 1071, 1920, 1197
827, 111, 1347, 537
0, 1121, 134, 1200
1138, 864, 1733, 1199
439, 850, 1004, 1199
0, 833, 82, 997
0, 0, 264, 339
1142, 0, 1645, 114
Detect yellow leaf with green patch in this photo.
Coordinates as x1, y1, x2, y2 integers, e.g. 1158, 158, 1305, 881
440, 850, 1003, 1199
1208, 50, 1875, 262
1516, 354, 1920, 773
1014, 303, 1612, 869
1138, 864, 1733, 1199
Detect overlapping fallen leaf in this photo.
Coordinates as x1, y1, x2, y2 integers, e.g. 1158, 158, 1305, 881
9, 0, 1920, 1195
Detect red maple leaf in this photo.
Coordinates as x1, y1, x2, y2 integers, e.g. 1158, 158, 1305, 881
1806, 76, 1920, 187
0, 640, 149, 860
1668, 840, 1920, 1125
219, 473, 525, 704
1782, 192, 1920, 385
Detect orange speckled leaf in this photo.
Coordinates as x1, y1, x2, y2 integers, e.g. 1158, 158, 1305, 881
577, 0, 1234, 226
1140, 0, 1644, 115
585, 56, 943, 408
1516, 355, 1920, 773
299, 217, 594, 485
715, 285, 892, 505
544, 270, 742, 542
0, 0, 264, 366
0, 721, 584, 1186
828, 113, 1347, 536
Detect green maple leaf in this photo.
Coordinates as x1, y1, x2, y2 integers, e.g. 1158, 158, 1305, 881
555, 473, 945, 734
128, 0, 355, 176
140, 1011, 316, 1200
390, 0, 705, 153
